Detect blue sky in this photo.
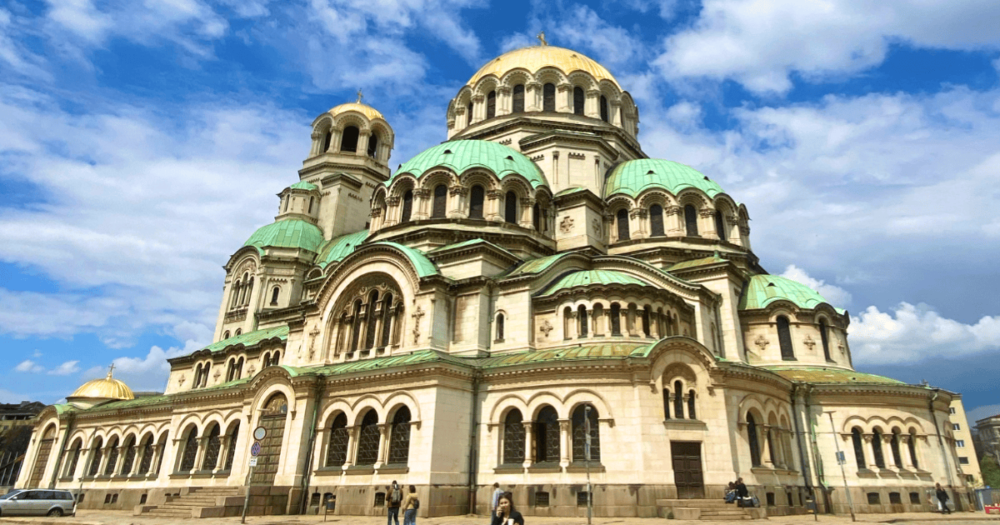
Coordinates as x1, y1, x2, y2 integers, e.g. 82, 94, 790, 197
2, 0, 1000, 420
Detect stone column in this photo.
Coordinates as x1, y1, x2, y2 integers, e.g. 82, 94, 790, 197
626, 307, 637, 337
97, 446, 112, 476
449, 186, 468, 218
863, 434, 879, 469
761, 426, 774, 468
472, 94, 484, 122
700, 208, 717, 239
519, 198, 535, 229
591, 309, 601, 336
558, 420, 571, 467
498, 86, 511, 116
526, 82, 541, 112
885, 434, 900, 469
193, 437, 209, 472
565, 310, 576, 340
666, 206, 683, 235
609, 101, 621, 126
374, 423, 389, 468
585, 89, 600, 119
900, 434, 915, 469
486, 190, 502, 222
128, 445, 142, 476
650, 311, 660, 339
557, 83, 571, 113
216, 436, 232, 472
326, 129, 341, 153
344, 426, 358, 468
149, 444, 165, 476
357, 131, 370, 157
522, 422, 534, 468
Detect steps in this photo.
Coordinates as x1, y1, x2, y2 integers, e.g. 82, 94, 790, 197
139, 487, 243, 518
656, 498, 767, 521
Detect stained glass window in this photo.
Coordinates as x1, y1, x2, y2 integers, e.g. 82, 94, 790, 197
777, 316, 795, 360
66, 441, 82, 479
138, 438, 153, 475
534, 406, 560, 463
103, 437, 119, 476
88, 438, 103, 477
872, 429, 886, 468
120, 436, 136, 475
852, 428, 866, 469
224, 423, 240, 471
180, 428, 198, 471
747, 414, 761, 467
202, 424, 221, 471
326, 414, 349, 467
388, 407, 411, 465
356, 410, 380, 466
503, 410, 524, 465
571, 405, 600, 462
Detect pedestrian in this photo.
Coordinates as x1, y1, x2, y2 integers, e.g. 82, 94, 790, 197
387, 480, 402, 525
935, 483, 951, 514
734, 477, 750, 507
491, 491, 524, 525
724, 482, 737, 503
402, 485, 419, 525
491, 482, 504, 512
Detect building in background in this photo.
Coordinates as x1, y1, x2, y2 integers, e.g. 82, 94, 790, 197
0, 401, 45, 490
976, 414, 1000, 463
949, 396, 982, 485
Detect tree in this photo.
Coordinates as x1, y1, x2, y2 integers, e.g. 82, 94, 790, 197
981, 455, 1000, 488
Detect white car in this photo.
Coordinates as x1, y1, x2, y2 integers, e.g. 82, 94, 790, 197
0, 489, 76, 517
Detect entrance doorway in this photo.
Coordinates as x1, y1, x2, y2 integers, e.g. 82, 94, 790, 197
251, 393, 288, 486
28, 426, 56, 488
671, 441, 704, 499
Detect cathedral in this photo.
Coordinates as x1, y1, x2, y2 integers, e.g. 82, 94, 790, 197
17, 41, 973, 519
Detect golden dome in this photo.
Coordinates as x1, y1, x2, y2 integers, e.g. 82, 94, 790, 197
69, 367, 134, 401
467, 45, 621, 89
329, 102, 385, 122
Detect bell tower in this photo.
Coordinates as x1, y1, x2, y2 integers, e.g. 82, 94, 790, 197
300, 93, 395, 239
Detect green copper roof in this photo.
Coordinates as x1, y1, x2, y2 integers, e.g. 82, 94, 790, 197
203, 326, 290, 353
478, 343, 651, 368
605, 159, 724, 200
245, 219, 324, 253
317, 229, 369, 268
507, 252, 575, 277
739, 274, 844, 313
304, 350, 468, 376
370, 242, 440, 277
288, 181, 318, 191
388, 140, 548, 189
554, 186, 587, 197
762, 367, 903, 385
667, 253, 727, 272
538, 269, 651, 297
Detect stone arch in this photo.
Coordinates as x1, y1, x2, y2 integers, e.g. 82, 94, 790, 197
489, 394, 530, 425
498, 174, 533, 201
499, 68, 533, 89
350, 394, 386, 424
319, 399, 354, 429
566, 71, 597, 92
563, 388, 615, 423
525, 392, 565, 420
384, 391, 422, 423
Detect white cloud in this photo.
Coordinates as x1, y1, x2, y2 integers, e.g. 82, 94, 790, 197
47, 360, 80, 376
15, 360, 44, 373
849, 303, 1000, 365
779, 264, 852, 309
0, 388, 28, 403
83, 344, 198, 393
549, 6, 644, 68
968, 404, 1000, 424
656, 0, 1000, 94
0, 8, 52, 80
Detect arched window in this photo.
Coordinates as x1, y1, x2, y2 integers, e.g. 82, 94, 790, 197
684, 205, 698, 236
65, 439, 82, 478
687, 390, 697, 420
138, 436, 153, 474
543, 83, 556, 112
852, 428, 866, 469
201, 362, 211, 387
819, 319, 832, 361
326, 414, 349, 467
467, 102, 474, 124
673, 381, 684, 420
340, 126, 359, 152
872, 429, 886, 468
642, 306, 651, 337
234, 328, 241, 336
650, 204, 665, 236
662, 386, 671, 419
120, 435, 136, 475
512, 85, 525, 113
194, 364, 203, 389
432, 184, 448, 219
355, 410, 380, 466
504, 191, 517, 224
272, 351, 280, 365
578, 305, 588, 337
496, 313, 504, 341
533, 202, 540, 231
388, 407, 411, 465
87, 438, 103, 477
890, 430, 902, 468
469, 185, 485, 219
179, 427, 198, 471
401, 190, 413, 222
367, 133, 378, 158
202, 424, 221, 471
350, 299, 363, 351
610, 303, 621, 335
364, 290, 380, 350
600, 95, 608, 122
226, 359, 235, 382
616, 208, 630, 240
245, 277, 253, 305
235, 357, 243, 380
502, 410, 525, 465
104, 438, 120, 476
270, 287, 280, 305
322, 130, 332, 152
223, 331, 230, 339
777, 316, 795, 360
230, 282, 241, 310
224, 422, 240, 471
573, 87, 585, 115
714, 210, 727, 241
747, 414, 761, 467
535, 406, 560, 463
486, 90, 496, 119
308, 196, 314, 214
380, 293, 394, 348
908, 431, 919, 469
563, 306, 573, 339
571, 405, 601, 462
766, 426, 777, 465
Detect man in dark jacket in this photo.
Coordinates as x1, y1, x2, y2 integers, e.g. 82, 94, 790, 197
387, 481, 402, 525
935, 483, 951, 514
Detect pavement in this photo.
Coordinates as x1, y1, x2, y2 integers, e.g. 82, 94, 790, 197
1, 510, 998, 525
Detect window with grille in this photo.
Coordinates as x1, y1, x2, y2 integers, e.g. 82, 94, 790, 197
356, 411, 380, 466
66, 441, 82, 478
571, 405, 600, 462
867, 493, 881, 505
909, 492, 920, 504
872, 429, 886, 468
503, 410, 525, 465
388, 407, 411, 465
747, 414, 761, 467
777, 316, 795, 360
202, 425, 221, 471
326, 414, 349, 467
224, 423, 239, 471
535, 406, 560, 463
577, 492, 590, 506
104, 437, 119, 476
890, 432, 902, 467
179, 430, 198, 471
534, 492, 549, 507
852, 428, 866, 469
120, 436, 136, 475
512, 85, 524, 113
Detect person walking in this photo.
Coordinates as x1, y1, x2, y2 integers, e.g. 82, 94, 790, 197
935, 483, 951, 514
491, 483, 504, 513
490, 491, 524, 525
402, 485, 419, 525
387, 481, 403, 525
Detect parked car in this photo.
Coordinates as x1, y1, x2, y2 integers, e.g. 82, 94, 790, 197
0, 489, 75, 517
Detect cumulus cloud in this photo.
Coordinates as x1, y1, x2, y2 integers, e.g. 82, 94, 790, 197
549, 5, 645, 68
15, 360, 44, 373
849, 303, 1000, 365
779, 265, 852, 309
47, 360, 80, 376
656, 0, 1000, 94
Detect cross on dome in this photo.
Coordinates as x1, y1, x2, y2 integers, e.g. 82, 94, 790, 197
536, 31, 547, 46
106, 363, 115, 379
356, 88, 363, 103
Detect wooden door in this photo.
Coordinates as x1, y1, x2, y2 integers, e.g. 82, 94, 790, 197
251, 394, 288, 486
671, 441, 704, 499
27, 440, 53, 488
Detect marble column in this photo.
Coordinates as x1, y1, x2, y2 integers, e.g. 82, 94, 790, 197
375, 423, 389, 468
522, 422, 534, 468
558, 419, 571, 467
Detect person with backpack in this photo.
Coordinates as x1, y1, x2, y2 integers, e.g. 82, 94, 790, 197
387, 481, 403, 525
402, 485, 419, 525
935, 483, 952, 514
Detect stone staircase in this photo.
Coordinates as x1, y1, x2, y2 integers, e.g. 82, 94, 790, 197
136, 487, 243, 518
656, 498, 767, 521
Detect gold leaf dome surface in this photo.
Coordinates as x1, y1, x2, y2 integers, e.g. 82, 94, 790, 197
70, 370, 134, 400
328, 102, 385, 122
468, 46, 621, 89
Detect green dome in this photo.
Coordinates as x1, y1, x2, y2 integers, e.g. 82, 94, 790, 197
605, 159, 724, 200
538, 269, 651, 297
387, 140, 548, 189
317, 229, 368, 268
244, 219, 324, 253
288, 181, 318, 191
739, 274, 844, 313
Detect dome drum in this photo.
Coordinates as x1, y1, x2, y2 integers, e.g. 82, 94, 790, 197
308, 102, 394, 166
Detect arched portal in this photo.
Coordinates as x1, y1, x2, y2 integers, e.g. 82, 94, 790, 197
252, 393, 289, 485
27, 424, 56, 488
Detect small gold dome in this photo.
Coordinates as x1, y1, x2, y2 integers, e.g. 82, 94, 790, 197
328, 102, 385, 122
468, 45, 621, 89
69, 367, 134, 401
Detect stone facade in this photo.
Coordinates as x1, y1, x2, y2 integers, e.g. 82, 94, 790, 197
17, 44, 974, 518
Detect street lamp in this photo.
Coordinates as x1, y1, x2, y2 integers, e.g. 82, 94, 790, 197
825, 411, 856, 522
